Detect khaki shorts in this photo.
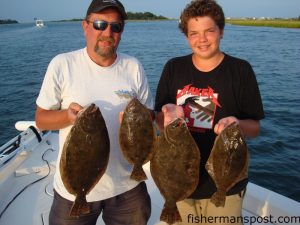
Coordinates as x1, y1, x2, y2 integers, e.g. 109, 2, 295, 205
174, 190, 245, 225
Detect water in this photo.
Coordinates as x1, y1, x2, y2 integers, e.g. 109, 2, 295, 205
0, 21, 299, 201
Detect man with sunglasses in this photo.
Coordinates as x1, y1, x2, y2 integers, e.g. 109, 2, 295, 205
35, 0, 152, 224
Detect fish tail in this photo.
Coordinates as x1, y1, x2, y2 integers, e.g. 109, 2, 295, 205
160, 204, 182, 224
70, 195, 90, 217
131, 165, 147, 181
210, 190, 226, 207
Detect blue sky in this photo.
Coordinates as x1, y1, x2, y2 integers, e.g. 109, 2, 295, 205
0, 0, 299, 23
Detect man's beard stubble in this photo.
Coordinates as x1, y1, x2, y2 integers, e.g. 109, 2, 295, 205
94, 36, 116, 58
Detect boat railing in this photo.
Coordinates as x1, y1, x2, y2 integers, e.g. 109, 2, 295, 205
0, 125, 45, 168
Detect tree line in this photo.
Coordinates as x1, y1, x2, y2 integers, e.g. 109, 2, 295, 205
126, 12, 168, 20
0, 19, 18, 24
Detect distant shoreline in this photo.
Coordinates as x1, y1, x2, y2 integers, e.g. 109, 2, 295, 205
226, 18, 300, 29
52, 11, 169, 23
2, 18, 300, 29
53, 18, 300, 29
0, 19, 18, 25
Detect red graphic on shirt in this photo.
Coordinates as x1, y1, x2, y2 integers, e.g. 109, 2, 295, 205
177, 84, 221, 132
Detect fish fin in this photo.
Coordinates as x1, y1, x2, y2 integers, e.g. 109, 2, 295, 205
70, 195, 90, 217
130, 165, 147, 181
210, 190, 226, 207
160, 203, 182, 224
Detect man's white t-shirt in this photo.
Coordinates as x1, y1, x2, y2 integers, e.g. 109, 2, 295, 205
36, 48, 153, 202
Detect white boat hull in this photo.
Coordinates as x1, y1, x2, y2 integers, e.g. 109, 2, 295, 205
0, 124, 299, 225
35, 20, 44, 27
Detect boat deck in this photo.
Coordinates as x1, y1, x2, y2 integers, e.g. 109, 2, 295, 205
0, 130, 299, 225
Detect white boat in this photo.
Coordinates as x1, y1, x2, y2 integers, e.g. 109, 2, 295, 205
35, 20, 44, 27
0, 121, 299, 225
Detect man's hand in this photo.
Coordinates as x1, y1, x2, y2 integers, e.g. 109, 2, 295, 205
67, 102, 84, 125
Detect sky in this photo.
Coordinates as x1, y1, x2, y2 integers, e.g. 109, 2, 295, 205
0, 0, 299, 23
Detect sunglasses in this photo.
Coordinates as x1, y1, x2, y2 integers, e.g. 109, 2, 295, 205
87, 20, 123, 33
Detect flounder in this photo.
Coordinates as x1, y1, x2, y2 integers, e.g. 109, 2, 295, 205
150, 118, 200, 224
119, 98, 155, 181
60, 104, 110, 217
205, 122, 249, 207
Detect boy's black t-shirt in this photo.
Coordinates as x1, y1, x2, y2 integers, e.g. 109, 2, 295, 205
155, 53, 265, 199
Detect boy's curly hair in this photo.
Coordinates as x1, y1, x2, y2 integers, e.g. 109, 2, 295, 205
179, 0, 225, 36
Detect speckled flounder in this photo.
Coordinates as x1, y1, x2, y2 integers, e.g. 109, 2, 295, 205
205, 122, 249, 207
60, 104, 110, 217
119, 98, 155, 181
150, 118, 200, 224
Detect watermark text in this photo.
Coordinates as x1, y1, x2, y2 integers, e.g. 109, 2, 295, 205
187, 214, 300, 224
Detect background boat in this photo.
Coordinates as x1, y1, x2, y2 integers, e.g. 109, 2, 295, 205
35, 19, 44, 27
